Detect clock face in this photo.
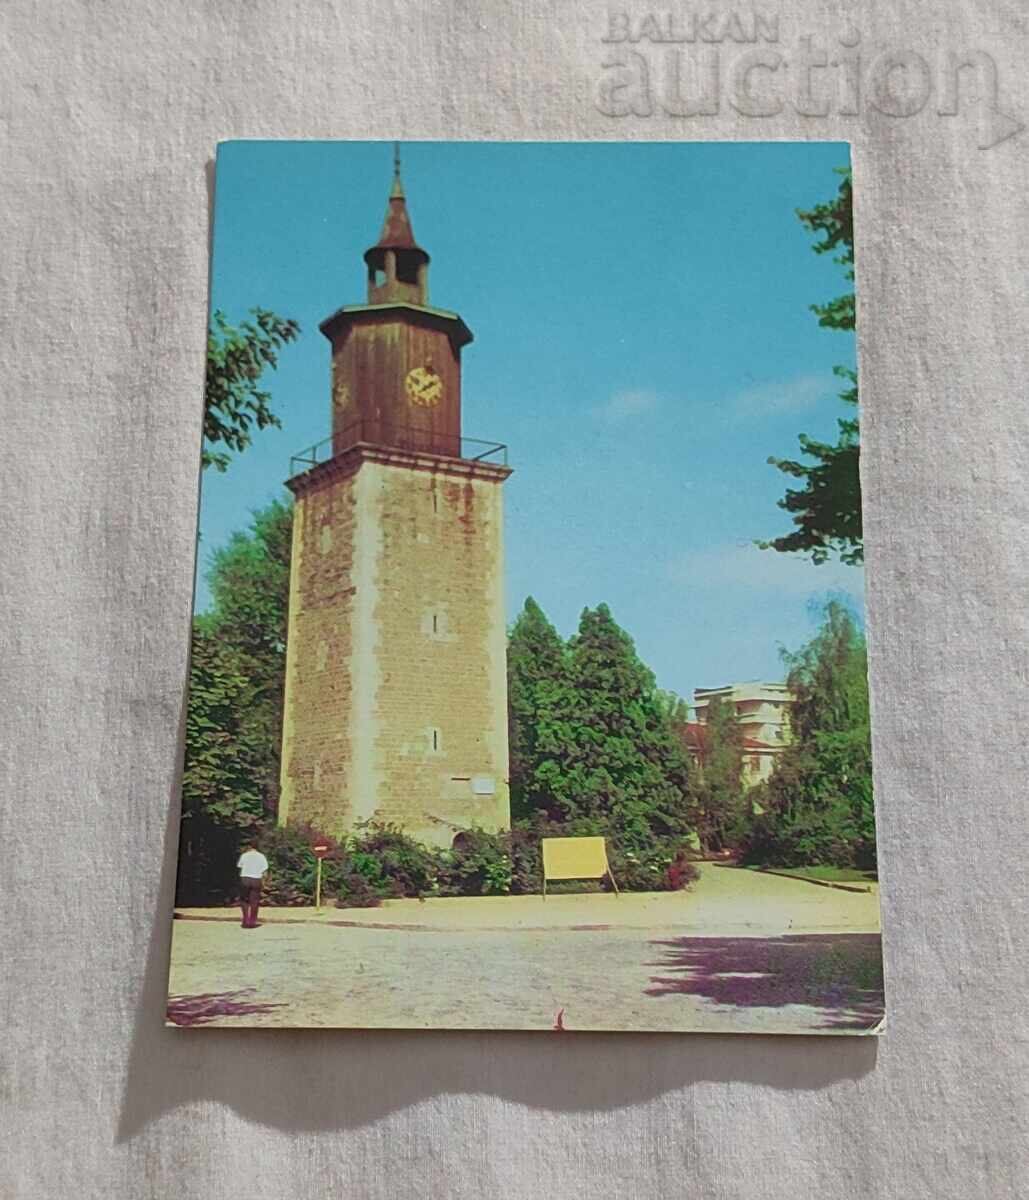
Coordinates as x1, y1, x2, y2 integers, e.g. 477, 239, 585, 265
405, 365, 444, 408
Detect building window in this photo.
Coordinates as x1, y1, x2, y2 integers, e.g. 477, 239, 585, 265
423, 608, 450, 640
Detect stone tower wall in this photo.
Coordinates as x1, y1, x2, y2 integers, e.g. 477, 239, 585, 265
278, 469, 360, 835
363, 459, 509, 845
280, 453, 510, 846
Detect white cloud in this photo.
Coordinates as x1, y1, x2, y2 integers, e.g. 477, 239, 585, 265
668, 542, 863, 599
732, 372, 838, 417
593, 388, 660, 424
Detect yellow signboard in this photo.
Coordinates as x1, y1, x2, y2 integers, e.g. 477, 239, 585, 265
540, 836, 618, 897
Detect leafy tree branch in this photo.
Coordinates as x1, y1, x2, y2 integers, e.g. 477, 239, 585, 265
203, 308, 300, 471
761, 168, 862, 565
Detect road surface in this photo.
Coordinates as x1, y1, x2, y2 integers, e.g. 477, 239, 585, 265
167, 865, 883, 1034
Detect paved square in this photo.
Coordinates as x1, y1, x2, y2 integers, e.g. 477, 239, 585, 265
168, 865, 883, 1033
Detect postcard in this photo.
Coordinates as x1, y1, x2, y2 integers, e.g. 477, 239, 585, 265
167, 140, 882, 1033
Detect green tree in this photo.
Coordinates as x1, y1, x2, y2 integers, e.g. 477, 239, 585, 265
204, 308, 300, 471
694, 695, 748, 852
761, 168, 862, 565
197, 497, 294, 816
742, 600, 874, 868
534, 604, 695, 849
506, 597, 568, 822
655, 688, 691, 723
177, 626, 265, 902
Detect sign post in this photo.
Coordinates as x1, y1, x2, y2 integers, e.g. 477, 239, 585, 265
312, 841, 331, 914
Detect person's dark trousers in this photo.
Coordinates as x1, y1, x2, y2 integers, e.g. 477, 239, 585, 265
239, 877, 262, 928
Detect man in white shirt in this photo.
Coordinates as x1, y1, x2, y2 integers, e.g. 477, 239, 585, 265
237, 841, 270, 929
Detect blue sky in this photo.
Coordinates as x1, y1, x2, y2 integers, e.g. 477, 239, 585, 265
199, 140, 860, 702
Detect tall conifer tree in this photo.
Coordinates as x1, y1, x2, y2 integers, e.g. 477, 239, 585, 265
534, 604, 695, 848
506, 597, 568, 821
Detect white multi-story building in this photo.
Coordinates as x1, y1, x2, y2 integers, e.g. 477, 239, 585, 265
691, 681, 795, 787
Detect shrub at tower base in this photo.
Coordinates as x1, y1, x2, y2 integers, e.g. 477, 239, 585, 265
252, 819, 699, 908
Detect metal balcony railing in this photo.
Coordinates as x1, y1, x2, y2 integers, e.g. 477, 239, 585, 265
289, 419, 508, 476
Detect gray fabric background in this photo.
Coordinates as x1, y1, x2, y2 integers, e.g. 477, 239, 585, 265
1, 2, 1026, 1196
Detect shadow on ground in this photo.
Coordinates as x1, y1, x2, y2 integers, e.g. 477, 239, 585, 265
167, 990, 288, 1027
646, 933, 884, 1032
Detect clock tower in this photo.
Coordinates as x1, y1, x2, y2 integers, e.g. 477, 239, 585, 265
278, 150, 513, 847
